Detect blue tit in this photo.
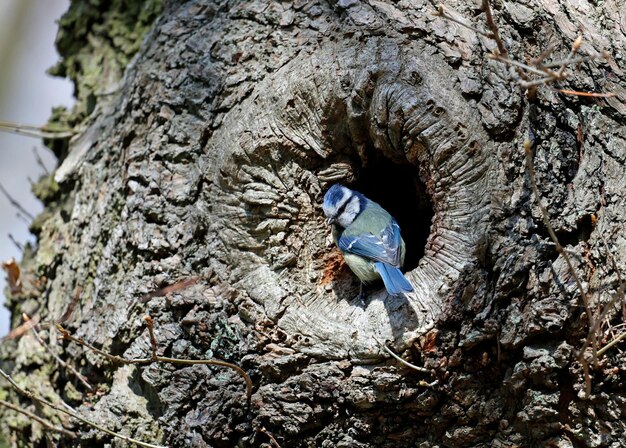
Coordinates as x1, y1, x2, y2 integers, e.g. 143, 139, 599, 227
322, 184, 413, 296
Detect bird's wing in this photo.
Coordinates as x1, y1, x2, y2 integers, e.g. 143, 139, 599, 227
337, 220, 402, 266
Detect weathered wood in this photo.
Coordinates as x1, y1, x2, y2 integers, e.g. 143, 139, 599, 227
2, 0, 626, 446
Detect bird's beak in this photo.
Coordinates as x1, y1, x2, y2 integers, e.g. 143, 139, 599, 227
326, 217, 335, 225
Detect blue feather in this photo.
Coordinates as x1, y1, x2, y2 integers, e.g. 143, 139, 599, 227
337, 220, 402, 266
323, 184, 347, 208
374, 262, 413, 295
323, 184, 412, 296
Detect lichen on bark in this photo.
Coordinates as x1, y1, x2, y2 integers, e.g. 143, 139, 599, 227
49, 0, 164, 118
2, 0, 626, 447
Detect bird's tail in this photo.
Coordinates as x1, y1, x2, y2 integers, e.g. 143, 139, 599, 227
374, 262, 413, 295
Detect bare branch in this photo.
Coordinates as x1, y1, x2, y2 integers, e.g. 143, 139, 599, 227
433, 5, 494, 38
519, 76, 561, 89
523, 139, 591, 318
0, 120, 74, 139
481, 0, 508, 57
582, 235, 626, 359
56, 319, 253, 402
0, 182, 35, 221
435, 2, 611, 97
259, 427, 282, 448
557, 34, 583, 78
0, 399, 76, 438
32, 146, 50, 175
597, 330, 626, 357
556, 89, 615, 98
373, 336, 433, 375
530, 42, 557, 66
143, 316, 159, 360
524, 138, 597, 396
3, 315, 39, 341
8, 234, 23, 251
488, 54, 560, 78
0, 367, 167, 448
22, 314, 93, 391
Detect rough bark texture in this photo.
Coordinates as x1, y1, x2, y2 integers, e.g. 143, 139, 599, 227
2, 0, 626, 447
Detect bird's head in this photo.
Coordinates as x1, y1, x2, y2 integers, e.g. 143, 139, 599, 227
322, 184, 363, 228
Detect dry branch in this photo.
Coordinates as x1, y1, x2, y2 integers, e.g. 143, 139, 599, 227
0, 367, 166, 448
56, 316, 253, 402
481, 0, 508, 58
0, 399, 76, 438
22, 314, 93, 391
523, 138, 597, 396
373, 336, 434, 376
0, 183, 35, 221
523, 139, 591, 319
0, 120, 74, 139
433, 5, 493, 38
435, 1, 611, 97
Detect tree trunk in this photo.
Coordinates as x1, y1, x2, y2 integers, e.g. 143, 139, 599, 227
2, 0, 626, 446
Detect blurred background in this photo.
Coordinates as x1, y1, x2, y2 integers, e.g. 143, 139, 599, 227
0, 0, 73, 335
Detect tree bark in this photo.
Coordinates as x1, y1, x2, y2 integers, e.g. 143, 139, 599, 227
2, 0, 626, 447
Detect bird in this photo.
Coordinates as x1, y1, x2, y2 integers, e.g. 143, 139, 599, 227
322, 184, 413, 298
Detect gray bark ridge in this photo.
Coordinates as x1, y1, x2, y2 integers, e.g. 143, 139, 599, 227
206, 36, 491, 360
52, 3, 491, 362
4, 0, 626, 447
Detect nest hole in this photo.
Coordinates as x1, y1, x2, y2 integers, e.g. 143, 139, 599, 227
351, 156, 433, 272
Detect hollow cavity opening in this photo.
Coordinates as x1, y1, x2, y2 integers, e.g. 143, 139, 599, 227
351, 156, 433, 272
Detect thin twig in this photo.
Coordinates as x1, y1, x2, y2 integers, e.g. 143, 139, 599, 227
519, 76, 561, 89
0, 182, 35, 221
557, 34, 583, 78
530, 41, 557, 66
32, 146, 50, 175
259, 427, 282, 448
597, 331, 626, 357
16, 212, 31, 226
524, 139, 591, 319
540, 54, 606, 69
8, 234, 23, 251
144, 316, 159, 360
436, 0, 607, 98
556, 89, 615, 98
524, 138, 595, 396
56, 320, 253, 402
489, 53, 560, 78
0, 368, 167, 448
0, 399, 76, 438
481, 0, 507, 57
4, 315, 39, 341
56, 325, 137, 364
433, 5, 494, 38
23, 314, 93, 391
582, 235, 626, 359
373, 336, 431, 374
0, 120, 74, 139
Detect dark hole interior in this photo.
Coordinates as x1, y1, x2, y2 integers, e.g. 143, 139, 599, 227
351, 156, 433, 272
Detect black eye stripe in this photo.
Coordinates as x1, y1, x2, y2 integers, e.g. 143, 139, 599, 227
335, 197, 350, 218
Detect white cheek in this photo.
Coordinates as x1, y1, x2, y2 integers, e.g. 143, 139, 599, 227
338, 215, 351, 228
338, 197, 360, 227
